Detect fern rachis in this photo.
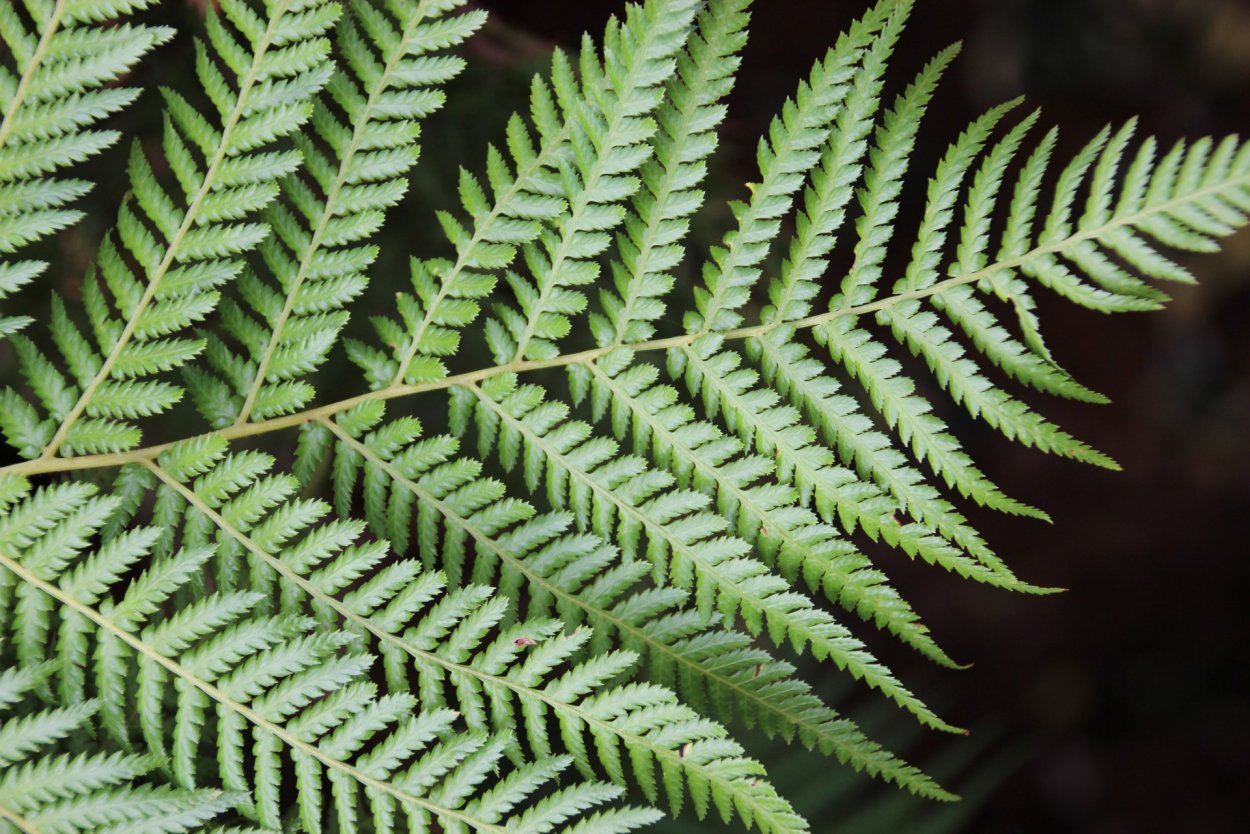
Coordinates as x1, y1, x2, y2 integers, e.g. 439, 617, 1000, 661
0, 0, 1246, 831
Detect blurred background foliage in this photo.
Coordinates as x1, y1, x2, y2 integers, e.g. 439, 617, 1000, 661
4, 0, 1248, 831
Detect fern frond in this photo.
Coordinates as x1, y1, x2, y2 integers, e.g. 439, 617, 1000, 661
485, 0, 700, 364
743, 98, 1045, 581
0, 472, 656, 834
372, 16, 974, 743
577, 351, 961, 668
589, 0, 751, 348
183, 427, 805, 830
0, 0, 340, 460
455, 375, 957, 736
192, 0, 485, 427
295, 407, 950, 802
522, 0, 990, 693
0, 0, 173, 339
0, 661, 246, 833
866, 114, 1120, 469
350, 0, 701, 387
813, 117, 1250, 513
152, 431, 807, 834
745, 37, 1048, 565
683, 0, 902, 334
3, 2, 1248, 828
728, 32, 1248, 627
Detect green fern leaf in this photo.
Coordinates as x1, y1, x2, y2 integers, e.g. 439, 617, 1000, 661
456, 375, 956, 737
0, 472, 658, 833
0, 0, 173, 340
581, 353, 966, 667
486, 0, 701, 364
296, 406, 950, 801
0, 0, 339, 459
683, 0, 901, 334
0, 662, 244, 833
2, 2, 1248, 830
191, 0, 485, 427
350, 0, 703, 387
589, 0, 751, 348
275, 417, 810, 834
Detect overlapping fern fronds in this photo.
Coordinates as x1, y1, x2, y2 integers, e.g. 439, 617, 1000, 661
193, 0, 487, 426
297, 400, 949, 800
0, 0, 173, 340
0, 661, 247, 833
1, 0, 341, 459
2, 0, 1247, 831
0, 470, 668, 833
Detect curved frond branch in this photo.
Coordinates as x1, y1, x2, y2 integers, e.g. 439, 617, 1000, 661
0, 473, 648, 834
217, 0, 484, 426
144, 438, 803, 834
0, 1, 172, 247
308, 411, 951, 801
461, 376, 957, 735
361, 20, 592, 388
747, 330, 1037, 574
672, 336, 1029, 588
579, 353, 962, 666
0, 548, 503, 833
2, 0, 339, 462
0, 0, 172, 339
0, 662, 242, 833
493, 0, 701, 364
592, 0, 751, 348
685, 0, 904, 334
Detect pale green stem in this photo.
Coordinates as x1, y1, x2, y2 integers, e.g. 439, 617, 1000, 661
1, 270, 971, 476
8, 170, 1248, 479
0, 802, 40, 834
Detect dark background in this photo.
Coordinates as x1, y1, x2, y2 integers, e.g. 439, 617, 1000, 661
7, 0, 1248, 831
467, 1, 1250, 832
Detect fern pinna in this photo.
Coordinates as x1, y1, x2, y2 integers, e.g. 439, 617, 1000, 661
0, 0, 1245, 830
